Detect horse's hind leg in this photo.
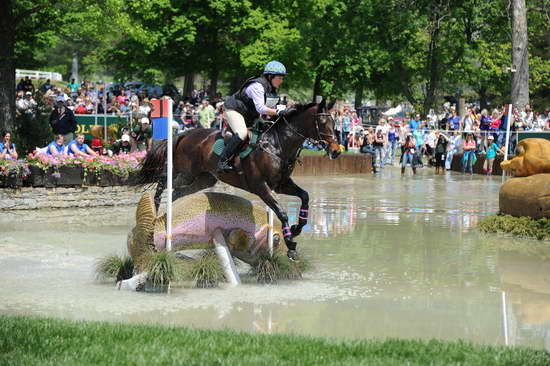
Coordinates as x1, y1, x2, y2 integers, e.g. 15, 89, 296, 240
173, 172, 217, 201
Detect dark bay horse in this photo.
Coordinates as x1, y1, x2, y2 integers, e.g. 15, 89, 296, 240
135, 100, 341, 260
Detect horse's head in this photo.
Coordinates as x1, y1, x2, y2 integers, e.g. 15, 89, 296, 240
311, 99, 341, 159
283, 99, 340, 159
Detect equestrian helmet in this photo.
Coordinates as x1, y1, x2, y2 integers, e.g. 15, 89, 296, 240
263, 61, 287, 76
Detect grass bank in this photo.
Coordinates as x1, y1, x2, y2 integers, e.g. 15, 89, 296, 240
1, 315, 549, 365
478, 214, 550, 240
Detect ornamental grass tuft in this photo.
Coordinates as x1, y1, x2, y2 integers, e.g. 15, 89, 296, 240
95, 254, 134, 282
143, 250, 184, 287
188, 250, 225, 288
251, 250, 310, 284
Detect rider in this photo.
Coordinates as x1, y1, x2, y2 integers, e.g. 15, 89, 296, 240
218, 60, 289, 172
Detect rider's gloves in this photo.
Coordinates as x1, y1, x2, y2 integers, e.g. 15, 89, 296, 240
277, 108, 289, 118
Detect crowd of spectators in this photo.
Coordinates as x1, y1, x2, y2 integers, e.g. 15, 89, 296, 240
339, 103, 550, 175
6, 78, 550, 176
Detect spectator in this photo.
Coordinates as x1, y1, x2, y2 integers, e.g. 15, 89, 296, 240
359, 127, 377, 173
131, 117, 153, 152
23, 76, 35, 93
39, 79, 53, 94
427, 109, 438, 129
111, 134, 131, 155
16, 91, 36, 115
445, 131, 461, 170
373, 123, 386, 169
0, 131, 18, 160
67, 133, 97, 157
483, 135, 504, 175
400, 133, 417, 175
68, 78, 79, 99
214, 102, 225, 130
341, 110, 352, 151
385, 122, 399, 165
448, 108, 461, 130
16, 78, 26, 92
409, 113, 421, 131
198, 99, 215, 128
47, 134, 66, 155
49, 96, 77, 145
462, 133, 476, 174
138, 98, 151, 118
433, 130, 449, 174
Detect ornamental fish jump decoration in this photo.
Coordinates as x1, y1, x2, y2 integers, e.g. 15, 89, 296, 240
127, 191, 282, 271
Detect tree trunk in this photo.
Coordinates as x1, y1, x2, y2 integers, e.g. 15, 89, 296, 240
0, 1, 15, 133
208, 67, 219, 97
511, 0, 529, 109
423, 22, 440, 116
183, 73, 195, 97
354, 83, 364, 110
312, 71, 322, 103
479, 86, 488, 111
70, 52, 79, 83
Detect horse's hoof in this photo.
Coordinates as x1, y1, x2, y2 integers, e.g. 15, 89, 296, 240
290, 225, 302, 237
287, 250, 299, 261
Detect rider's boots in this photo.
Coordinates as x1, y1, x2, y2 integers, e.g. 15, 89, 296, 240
217, 134, 244, 173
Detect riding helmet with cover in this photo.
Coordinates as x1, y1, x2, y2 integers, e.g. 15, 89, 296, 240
263, 61, 287, 76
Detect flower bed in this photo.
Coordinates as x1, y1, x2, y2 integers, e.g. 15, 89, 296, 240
0, 160, 30, 188
17, 151, 147, 188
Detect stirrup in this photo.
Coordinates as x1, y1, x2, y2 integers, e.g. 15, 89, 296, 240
217, 159, 234, 173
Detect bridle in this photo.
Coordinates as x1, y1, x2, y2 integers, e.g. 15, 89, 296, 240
281, 111, 336, 150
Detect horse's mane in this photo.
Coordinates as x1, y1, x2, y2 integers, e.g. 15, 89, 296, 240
284, 102, 317, 119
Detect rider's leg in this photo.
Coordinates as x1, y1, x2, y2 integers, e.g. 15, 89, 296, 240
218, 110, 246, 172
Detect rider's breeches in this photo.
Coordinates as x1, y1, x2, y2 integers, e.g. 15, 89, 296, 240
225, 110, 248, 140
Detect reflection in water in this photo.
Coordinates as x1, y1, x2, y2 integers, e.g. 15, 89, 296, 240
498, 249, 550, 351
2, 169, 549, 349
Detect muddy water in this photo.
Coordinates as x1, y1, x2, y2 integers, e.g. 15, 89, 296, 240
1, 169, 549, 350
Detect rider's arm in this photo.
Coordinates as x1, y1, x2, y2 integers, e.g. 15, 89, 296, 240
244, 83, 278, 116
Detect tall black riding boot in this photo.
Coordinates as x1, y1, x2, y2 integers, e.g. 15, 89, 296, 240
217, 134, 244, 172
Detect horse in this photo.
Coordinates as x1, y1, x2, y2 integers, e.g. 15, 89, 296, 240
134, 99, 341, 260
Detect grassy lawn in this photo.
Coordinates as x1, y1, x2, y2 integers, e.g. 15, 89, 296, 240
1, 315, 549, 365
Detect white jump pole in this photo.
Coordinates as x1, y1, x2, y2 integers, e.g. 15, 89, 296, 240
267, 206, 274, 256
166, 98, 173, 251
212, 228, 240, 285
501, 291, 509, 346
502, 103, 513, 179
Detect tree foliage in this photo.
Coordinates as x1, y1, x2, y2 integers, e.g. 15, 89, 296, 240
2, 0, 549, 133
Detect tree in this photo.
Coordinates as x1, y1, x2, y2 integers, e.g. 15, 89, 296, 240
511, 0, 529, 109
0, 0, 61, 132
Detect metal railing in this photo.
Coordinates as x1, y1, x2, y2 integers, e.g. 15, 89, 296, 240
16, 69, 63, 81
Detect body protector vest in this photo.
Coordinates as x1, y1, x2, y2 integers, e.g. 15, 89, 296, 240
224, 75, 279, 126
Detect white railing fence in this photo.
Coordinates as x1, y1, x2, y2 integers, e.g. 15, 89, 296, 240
16, 69, 63, 82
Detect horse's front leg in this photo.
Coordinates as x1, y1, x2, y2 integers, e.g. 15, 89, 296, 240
254, 182, 298, 260
276, 178, 309, 239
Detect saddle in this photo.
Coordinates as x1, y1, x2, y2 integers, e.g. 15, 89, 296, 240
212, 117, 270, 160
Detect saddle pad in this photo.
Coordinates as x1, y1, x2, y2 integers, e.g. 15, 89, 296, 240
212, 133, 259, 159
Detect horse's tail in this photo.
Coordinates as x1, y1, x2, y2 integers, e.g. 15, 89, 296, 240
132, 141, 169, 186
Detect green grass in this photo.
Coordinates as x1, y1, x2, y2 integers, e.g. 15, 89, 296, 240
1, 316, 548, 365
479, 214, 550, 240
